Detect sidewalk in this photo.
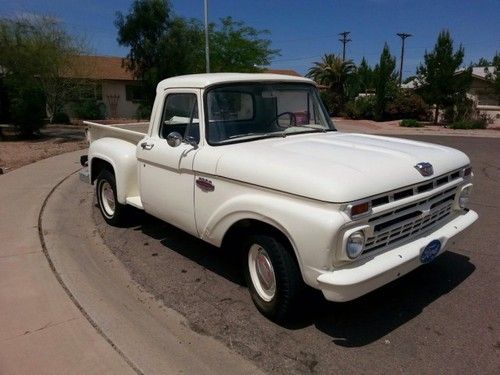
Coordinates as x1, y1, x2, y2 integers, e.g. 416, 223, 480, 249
0, 150, 261, 375
0, 150, 135, 374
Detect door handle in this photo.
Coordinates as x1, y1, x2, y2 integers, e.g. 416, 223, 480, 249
140, 142, 154, 150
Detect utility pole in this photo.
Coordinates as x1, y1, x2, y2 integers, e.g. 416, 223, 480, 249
396, 32, 412, 85
338, 31, 351, 61
204, 0, 210, 73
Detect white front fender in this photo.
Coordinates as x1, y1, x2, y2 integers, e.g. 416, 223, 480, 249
195, 179, 347, 287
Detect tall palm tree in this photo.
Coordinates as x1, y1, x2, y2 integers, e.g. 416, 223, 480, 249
307, 54, 356, 109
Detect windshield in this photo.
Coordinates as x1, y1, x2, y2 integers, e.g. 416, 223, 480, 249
205, 82, 335, 144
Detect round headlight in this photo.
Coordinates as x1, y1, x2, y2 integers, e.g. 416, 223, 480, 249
459, 186, 472, 209
346, 231, 365, 259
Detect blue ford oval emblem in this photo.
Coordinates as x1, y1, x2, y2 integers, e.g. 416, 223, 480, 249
415, 162, 434, 177
420, 240, 441, 263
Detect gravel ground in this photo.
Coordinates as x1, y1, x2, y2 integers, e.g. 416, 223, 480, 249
93, 135, 500, 374
334, 118, 500, 138
0, 125, 87, 173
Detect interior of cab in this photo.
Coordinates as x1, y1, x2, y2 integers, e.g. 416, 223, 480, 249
205, 82, 333, 144
158, 82, 333, 146
159, 93, 200, 143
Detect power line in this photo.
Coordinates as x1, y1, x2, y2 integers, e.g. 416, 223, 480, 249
338, 31, 351, 61
396, 32, 412, 85
204, 0, 210, 73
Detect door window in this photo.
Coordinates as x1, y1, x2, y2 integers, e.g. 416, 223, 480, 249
159, 93, 199, 143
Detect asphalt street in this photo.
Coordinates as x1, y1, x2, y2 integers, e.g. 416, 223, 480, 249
84, 135, 499, 374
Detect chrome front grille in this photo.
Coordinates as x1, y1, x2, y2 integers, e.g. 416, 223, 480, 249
364, 187, 457, 253
369, 168, 463, 208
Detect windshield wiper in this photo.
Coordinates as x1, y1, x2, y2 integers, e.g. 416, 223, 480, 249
298, 125, 328, 132
219, 132, 285, 144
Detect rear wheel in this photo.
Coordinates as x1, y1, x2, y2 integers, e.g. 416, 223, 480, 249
244, 234, 305, 322
96, 170, 127, 226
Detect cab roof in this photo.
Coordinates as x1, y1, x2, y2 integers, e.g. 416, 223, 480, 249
156, 72, 314, 91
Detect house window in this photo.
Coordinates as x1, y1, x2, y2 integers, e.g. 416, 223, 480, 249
125, 85, 145, 102
73, 82, 102, 101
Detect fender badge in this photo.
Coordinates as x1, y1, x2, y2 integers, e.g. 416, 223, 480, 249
196, 177, 215, 192
415, 162, 434, 177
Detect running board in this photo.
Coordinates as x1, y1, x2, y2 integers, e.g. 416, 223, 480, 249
126, 196, 144, 210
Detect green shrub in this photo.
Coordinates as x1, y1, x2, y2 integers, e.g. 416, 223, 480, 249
400, 119, 423, 127
10, 86, 46, 137
386, 93, 429, 121
449, 118, 488, 129
72, 99, 106, 120
443, 97, 475, 124
136, 102, 152, 120
320, 91, 343, 116
344, 96, 376, 120
51, 112, 70, 124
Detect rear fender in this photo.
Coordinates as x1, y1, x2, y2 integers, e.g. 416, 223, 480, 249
89, 138, 139, 204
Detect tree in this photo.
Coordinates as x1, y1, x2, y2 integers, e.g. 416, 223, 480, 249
417, 30, 471, 124
116, 1, 279, 107
373, 43, 397, 120
472, 57, 492, 67
0, 15, 84, 134
485, 52, 500, 103
357, 57, 374, 94
115, 0, 173, 105
210, 17, 278, 72
306, 54, 356, 114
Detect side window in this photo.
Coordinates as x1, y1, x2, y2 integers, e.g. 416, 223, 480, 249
159, 93, 199, 143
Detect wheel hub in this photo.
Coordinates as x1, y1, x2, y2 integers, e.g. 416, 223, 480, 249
249, 245, 276, 301
100, 181, 115, 216
256, 251, 274, 290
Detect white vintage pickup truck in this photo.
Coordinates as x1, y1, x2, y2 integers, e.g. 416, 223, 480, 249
81, 73, 477, 322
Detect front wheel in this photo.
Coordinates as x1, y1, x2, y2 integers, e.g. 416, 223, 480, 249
96, 170, 127, 226
244, 234, 305, 322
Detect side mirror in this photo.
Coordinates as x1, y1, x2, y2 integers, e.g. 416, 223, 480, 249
166, 132, 182, 147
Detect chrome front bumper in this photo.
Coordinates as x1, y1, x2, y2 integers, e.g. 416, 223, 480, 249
317, 209, 478, 302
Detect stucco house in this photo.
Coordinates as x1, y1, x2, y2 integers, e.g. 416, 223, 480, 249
65, 55, 302, 119
402, 66, 499, 122
64, 55, 143, 119
466, 66, 499, 119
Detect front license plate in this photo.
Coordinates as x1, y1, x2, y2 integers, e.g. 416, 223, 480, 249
420, 240, 442, 264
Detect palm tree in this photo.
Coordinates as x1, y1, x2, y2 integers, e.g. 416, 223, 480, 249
306, 54, 356, 111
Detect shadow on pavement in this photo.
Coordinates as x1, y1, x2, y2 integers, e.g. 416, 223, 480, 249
129, 209, 245, 286
118, 208, 476, 347
309, 251, 475, 346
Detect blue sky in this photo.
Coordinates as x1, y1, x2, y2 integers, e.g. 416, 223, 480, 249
1, 0, 499, 77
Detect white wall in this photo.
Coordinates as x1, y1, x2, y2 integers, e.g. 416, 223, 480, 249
102, 80, 141, 119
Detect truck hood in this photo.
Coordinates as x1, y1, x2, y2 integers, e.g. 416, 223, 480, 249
213, 132, 470, 202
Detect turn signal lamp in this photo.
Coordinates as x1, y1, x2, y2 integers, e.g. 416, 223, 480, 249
350, 202, 370, 217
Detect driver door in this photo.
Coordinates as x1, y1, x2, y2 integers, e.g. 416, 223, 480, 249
137, 89, 201, 236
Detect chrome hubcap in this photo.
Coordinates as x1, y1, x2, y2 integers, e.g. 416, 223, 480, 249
100, 181, 115, 217
248, 244, 276, 301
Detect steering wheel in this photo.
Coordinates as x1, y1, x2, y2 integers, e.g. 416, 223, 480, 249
268, 112, 297, 129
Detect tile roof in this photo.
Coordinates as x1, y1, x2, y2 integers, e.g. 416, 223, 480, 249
264, 69, 302, 77
62, 55, 135, 81
62, 56, 302, 82
471, 66, 496, 79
